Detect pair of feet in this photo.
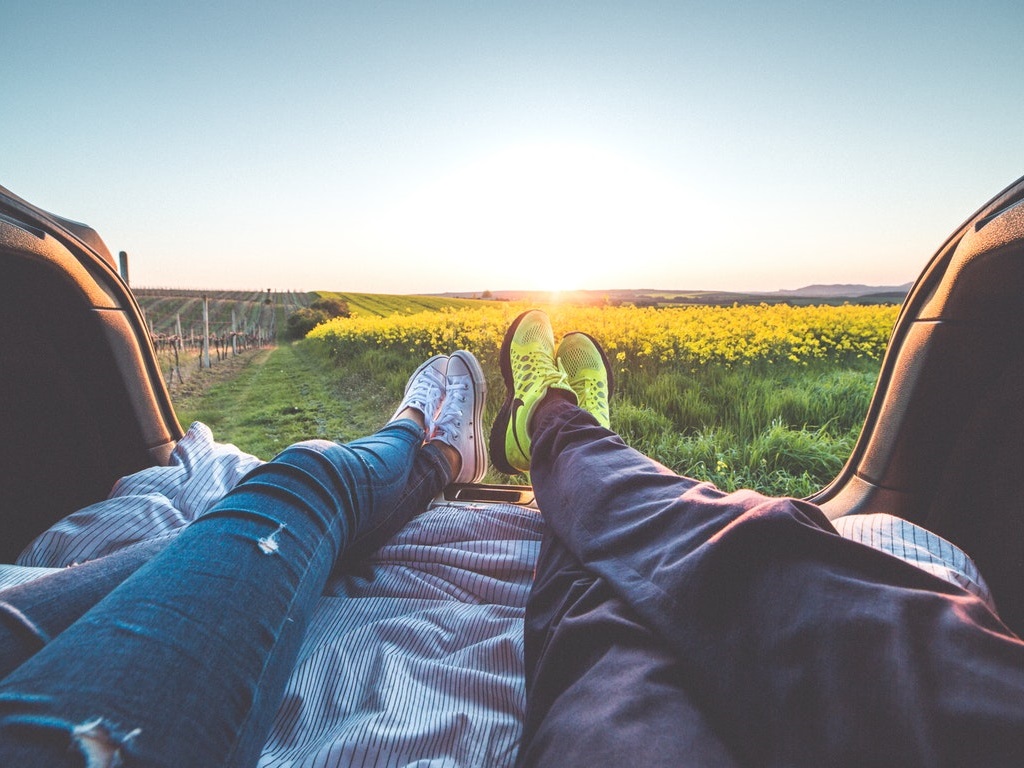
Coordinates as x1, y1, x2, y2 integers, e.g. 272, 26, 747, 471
391, 310, 613, 482
389, 350, 488, 484
489, 309, 614, 475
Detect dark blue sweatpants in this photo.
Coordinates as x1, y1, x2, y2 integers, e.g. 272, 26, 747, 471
518, 397, 1024, 767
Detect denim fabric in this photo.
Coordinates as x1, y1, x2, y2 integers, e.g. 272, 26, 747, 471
0, 420, 447, 767
0, 536, 174, 680
519, 397, 1024, 767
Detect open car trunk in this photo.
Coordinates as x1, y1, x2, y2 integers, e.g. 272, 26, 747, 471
0, 185, 182, 562
3, 176, 1024, 632
814, 174, 1024, 634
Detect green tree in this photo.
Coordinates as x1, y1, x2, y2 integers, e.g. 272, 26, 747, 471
309, 297, 350, 317
285, 297, 350, 339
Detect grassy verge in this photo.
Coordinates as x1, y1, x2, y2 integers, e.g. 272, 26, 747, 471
167, 347, 274, 412
172, 342, 394, 460
172, 338, 881, 497
303, 340, 880, 496
612, 362, 878, 496
302, 303, 890, 496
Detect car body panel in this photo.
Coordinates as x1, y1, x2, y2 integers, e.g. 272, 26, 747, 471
0, 184, 181, 560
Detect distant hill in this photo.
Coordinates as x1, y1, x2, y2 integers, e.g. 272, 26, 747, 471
435, 283, 913, 307
771, 283, 914, 298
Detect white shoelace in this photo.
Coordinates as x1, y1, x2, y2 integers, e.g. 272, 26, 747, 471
433, 378, 469, 441
405, 377, 444, 433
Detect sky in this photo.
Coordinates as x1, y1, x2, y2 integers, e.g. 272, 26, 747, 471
3, 1, 1023, 295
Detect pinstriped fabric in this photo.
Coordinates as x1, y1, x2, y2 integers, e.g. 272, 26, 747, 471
257, 503, 541, 767
0, 565, 62, 591
832, 513, 995, 610
256, 501, 540, 765
15, 422, 264, 568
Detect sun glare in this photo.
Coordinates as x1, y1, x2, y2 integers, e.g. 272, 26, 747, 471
392, 142, 692, 292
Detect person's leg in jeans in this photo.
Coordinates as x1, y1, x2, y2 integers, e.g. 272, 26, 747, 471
0, 350, 487, 767
494, 310, 1024, 766
0, 438, 453, 682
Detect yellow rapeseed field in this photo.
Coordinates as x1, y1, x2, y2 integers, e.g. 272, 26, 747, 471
307, 303, 898, 370
306, 302, 898, 494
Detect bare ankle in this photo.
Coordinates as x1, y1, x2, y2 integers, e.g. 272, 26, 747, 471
435, 441, 462, 478
395, 407, 426, 433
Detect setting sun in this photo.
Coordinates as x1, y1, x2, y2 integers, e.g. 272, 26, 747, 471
388, 142, 693, 291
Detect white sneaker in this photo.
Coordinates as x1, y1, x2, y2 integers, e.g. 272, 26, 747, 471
432, 350, 488, 483
389, 354, 448, 433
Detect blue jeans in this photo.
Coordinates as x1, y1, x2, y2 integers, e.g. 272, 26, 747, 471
0, 420, 449, 767
518, 396, 1024, 767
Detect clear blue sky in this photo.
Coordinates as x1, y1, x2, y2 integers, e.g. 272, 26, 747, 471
4, 1, 1023, 294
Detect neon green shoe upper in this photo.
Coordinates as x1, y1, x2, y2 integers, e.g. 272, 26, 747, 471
556, 332, 613, 429
490, 310, 575, 474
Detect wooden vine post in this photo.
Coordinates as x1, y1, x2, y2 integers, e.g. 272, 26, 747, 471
201, 295, 211, 369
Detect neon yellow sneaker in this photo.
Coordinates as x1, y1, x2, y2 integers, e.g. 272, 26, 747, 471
489, 310, 575, 474
556, 332, 614, 429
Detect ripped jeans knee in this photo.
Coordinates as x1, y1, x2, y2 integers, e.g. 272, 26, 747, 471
72, 717, 141, 768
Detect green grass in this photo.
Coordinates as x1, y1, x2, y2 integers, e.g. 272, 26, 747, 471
609, 362, 876, 495
173, 342, 396, 460
172, 338, 881, 497
314, 291, 499, 317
